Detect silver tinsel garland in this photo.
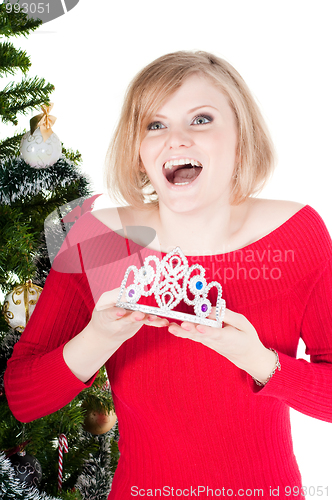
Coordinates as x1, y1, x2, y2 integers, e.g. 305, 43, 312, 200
0, 452, 60, 500
75, 425, 119, 500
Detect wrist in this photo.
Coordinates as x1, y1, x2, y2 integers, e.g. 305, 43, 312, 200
84, 320, 123, 351
232, 346, 278, 384
251, 348, 281, 386
63, 321, 122, 383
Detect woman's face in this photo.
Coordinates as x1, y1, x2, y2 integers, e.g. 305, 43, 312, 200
139, 74, 238, 214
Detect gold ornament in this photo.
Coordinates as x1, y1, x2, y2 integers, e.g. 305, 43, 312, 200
2, 280, 43, 332
82, 403, 117, 435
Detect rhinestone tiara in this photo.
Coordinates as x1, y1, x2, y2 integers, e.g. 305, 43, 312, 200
116, 247, 226, 328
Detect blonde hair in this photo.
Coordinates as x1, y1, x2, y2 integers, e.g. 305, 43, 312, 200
105, 50, 275, 209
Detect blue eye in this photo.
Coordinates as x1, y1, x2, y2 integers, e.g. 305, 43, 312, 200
147, 121, 166, 130
192, 115, 212, 125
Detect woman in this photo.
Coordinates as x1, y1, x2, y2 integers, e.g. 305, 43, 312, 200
5, 51, 332, 499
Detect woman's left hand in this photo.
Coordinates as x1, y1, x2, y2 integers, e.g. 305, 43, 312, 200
168, 308, 277, 384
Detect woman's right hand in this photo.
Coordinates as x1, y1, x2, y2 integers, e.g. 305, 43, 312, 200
91, 288, 169, 345
63, 288, 169, 382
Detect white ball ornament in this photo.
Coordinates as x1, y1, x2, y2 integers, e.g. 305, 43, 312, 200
20, 103, 62, 168
20, 127, 62, 168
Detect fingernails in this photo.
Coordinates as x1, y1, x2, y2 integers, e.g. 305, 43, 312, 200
116, 310, 126, 317
196, 325, 205, 333
169, 327, 177, 334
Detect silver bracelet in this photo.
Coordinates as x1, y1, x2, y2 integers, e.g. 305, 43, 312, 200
252, 348, 281, 387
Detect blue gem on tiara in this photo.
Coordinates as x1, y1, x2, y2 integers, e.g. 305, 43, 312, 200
116, 247, 226, 328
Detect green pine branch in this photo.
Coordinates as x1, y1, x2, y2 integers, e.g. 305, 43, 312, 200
0, 40, 31, 76
0, 2, 42, 38
62, 147, 83, 166
0, 156, 92, 294
0, 205, 39, 294
0, 129, 25, 158
0, 76, 54, 125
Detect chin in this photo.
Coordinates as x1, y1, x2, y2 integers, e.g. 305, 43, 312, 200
163, 197, 207, 215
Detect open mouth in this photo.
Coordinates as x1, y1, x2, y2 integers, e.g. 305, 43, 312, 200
163, 158, 203, 185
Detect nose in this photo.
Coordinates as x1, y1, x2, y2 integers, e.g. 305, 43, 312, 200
165, 127, 194, 149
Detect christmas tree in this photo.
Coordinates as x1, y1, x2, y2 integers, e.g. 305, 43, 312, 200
0, 3, 119, 499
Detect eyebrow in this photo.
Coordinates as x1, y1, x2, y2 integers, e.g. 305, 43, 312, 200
155, 105, 218, 119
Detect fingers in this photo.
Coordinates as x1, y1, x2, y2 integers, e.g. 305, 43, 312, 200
144, 314, 169, 328
208, 307, 250, 330
168, 308, 250, 338
95, 288, 122, 311
167, 321, 214, 345
98, 303, 169, 328
116, 309, 168, 326
96, 290, 249, 333
223, 309, 250, 331
95, 289, 168, 326
113, 308, 146, 324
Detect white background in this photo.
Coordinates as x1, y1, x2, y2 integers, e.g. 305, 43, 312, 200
3, 0, 332, 496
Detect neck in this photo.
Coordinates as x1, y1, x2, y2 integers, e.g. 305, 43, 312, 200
154, 201, 245, 256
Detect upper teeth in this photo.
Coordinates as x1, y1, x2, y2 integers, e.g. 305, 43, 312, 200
164, 158, 202, 169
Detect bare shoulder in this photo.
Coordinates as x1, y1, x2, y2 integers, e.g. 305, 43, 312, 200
244, 198, 306, 240
250, 198, 305, 220
91, 204, 155, 230
91, 204, 160, 250
91, 206, 123, 230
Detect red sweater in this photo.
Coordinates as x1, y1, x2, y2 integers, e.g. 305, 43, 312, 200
4, 204, 332, 499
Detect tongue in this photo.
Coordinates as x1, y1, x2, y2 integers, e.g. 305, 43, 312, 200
172, 166, 202, 184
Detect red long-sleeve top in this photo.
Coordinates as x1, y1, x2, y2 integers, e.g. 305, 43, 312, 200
4, 204, 332, 499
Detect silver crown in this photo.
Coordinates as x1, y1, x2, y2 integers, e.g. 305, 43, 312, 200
116, 247, 226, 328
